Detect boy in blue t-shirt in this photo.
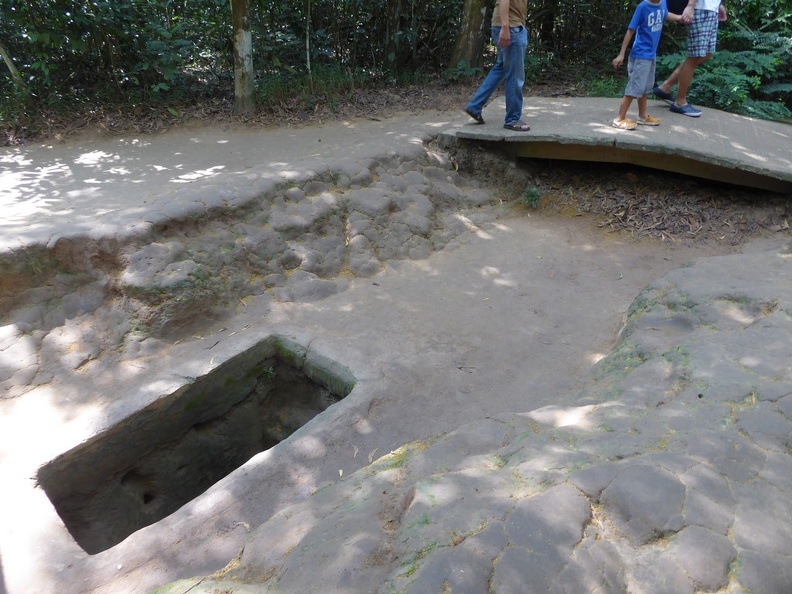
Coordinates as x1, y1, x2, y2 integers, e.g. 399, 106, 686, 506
612, 0, 681, 130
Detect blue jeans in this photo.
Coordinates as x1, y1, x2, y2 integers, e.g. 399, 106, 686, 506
466, 26, 528, 126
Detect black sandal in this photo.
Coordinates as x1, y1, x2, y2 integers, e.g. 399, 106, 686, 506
464, 108, 485, 124
503, 121, 530, 132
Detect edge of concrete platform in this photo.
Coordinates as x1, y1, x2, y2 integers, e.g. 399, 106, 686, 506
441, 96, 792, 194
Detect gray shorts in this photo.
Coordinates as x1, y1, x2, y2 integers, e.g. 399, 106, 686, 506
624, 57, 656, 98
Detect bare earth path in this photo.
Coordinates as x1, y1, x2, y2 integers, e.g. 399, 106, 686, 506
1, 103, 791, 593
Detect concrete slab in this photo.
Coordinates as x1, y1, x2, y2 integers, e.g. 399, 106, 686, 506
446, 97, 792, 193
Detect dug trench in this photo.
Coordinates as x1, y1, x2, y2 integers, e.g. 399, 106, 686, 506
2, 138, 791, 582
37, 336, 355, 555
2, 141, 789, 358
2, 142, 504, 362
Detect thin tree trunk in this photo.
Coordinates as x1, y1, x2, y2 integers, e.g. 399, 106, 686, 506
231, 0, 254, 114
0, 39, 27, 92
449, 0, 489, 71
385, 0, 403, 69
306, 0, 313, 93
537, 1, 557, 50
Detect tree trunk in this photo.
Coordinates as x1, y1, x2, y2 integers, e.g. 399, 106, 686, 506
306, 0, 313, 93
449, 0, 489, 70
0, 39, 27, 92
535, 0, 558, 51
385, 0, 403, 69
231, 0, 254, 114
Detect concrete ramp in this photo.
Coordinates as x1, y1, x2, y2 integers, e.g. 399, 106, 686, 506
443, 97, 792, 194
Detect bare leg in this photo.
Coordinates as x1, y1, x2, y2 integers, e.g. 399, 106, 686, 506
675, 54, 711, 106
657, 63, 682, 95
637, 95, 648, 119
617, 96, 634, 120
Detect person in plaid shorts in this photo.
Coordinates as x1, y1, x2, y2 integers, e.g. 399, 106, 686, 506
652, 0, 727, 117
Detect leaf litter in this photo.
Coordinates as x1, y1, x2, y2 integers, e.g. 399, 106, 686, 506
539, 165, 792, 246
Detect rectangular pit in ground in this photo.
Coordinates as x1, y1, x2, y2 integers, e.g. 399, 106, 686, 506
36, 335, 355, 555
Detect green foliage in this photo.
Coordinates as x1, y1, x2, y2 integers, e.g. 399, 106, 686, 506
256, 64, 372, 107
729, 0, 792, 33
521, 186, 541, 209
260, 366, 276, 382
0, 0, 229, 107
0, 88, 28, 129
1, 0, 790, 130
763, 82, 792, 94
676, 64, 759, 112
524, 52, 556, 82
585, 75, 624, 98
742, 99, 792, 121
445, 60, 482, 82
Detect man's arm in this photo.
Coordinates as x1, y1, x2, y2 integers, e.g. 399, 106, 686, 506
682, 0, 696, 24
498, 0, 512, 47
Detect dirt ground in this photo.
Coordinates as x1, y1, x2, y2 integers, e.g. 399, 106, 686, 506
4, 79, 489, 145
4, 82, 792, 593
15, 77, 790, 247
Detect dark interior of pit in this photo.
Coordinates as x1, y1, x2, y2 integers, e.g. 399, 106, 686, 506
37, 341, 354, 555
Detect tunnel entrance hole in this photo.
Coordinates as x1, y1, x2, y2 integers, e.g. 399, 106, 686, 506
37, 335, 355, 555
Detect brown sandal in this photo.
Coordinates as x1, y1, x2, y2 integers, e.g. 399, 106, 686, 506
503, 121, 530, 132
464, 108, 485, 124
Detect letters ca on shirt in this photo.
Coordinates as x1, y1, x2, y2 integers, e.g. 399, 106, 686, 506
648, 9, 664, 32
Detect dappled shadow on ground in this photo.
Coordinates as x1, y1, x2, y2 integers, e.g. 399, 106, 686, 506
2, 109, 792, 592
9, 216, 792, 593
150, 242, 792, 593
0, 209, 732, 593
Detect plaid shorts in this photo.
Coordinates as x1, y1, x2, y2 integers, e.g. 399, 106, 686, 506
687, 10, 719, 57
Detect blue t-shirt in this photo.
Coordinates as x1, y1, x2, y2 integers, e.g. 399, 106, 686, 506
628, 0, 668, 60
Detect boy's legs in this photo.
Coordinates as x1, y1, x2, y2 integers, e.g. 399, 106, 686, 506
636, 58, 655, 119
466, 27, 507, 117
502, 26, 528, 126
616, 96, 635, 121
615, 60, 637, 128
619, 58, 652, 120
637, 95, 648, 118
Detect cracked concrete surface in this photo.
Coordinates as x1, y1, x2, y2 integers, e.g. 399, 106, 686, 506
160, 241, 792, 594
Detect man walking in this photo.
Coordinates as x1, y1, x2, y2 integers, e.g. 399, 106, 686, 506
653, 0, 727, 117
464, 0, 531, 131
